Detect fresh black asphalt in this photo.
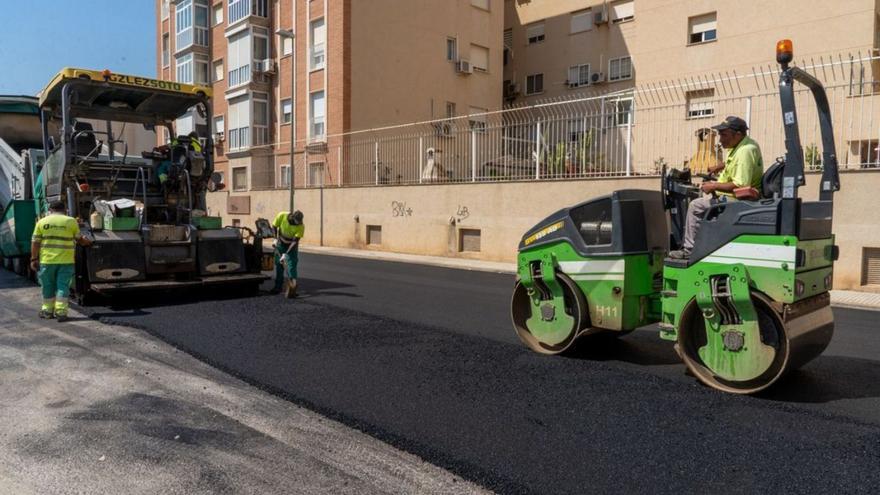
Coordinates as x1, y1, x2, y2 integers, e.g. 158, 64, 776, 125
81, 253, 880, 494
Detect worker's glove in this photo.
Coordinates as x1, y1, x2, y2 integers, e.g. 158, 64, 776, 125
280, 254, 289, 264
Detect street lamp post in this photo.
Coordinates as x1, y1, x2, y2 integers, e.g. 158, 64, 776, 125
276, 29, 296, 212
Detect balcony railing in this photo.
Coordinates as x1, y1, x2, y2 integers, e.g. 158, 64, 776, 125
228, 64, 251, 87
228, 127, 250, 151
176, 26, 208, 51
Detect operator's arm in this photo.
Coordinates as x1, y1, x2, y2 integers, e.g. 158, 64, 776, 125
702, 145, 761, 194
30, 223, 42, 271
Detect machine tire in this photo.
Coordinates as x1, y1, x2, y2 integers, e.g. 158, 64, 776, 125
511, 272, 588, 355
677, 293, 789, 394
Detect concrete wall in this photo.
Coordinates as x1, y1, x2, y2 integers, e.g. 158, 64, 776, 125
208, 170, 880, 290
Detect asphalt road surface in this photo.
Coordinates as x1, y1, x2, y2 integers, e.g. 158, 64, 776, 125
82, 253, 880, 494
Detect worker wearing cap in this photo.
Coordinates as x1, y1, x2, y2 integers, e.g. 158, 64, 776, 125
30, 201, 93, 321
269, 210, 304, 297
670, 116, 763, 259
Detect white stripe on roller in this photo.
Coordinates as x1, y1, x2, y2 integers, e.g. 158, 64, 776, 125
558, 259, 626, 274
710, 242, 796, 263
702, 256, 787, 269
570, 274, 625, 281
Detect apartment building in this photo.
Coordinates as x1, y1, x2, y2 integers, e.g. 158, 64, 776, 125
156, 0, 503, 198
503, 0, 878, 102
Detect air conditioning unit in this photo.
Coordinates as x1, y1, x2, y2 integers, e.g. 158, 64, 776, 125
254, 59, 276, 74
590, 72, 606, 84
456, 59, 473, 75
593, 8, 609, 25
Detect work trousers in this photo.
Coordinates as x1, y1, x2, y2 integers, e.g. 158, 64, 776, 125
273, 242, 299, 291
38, 264, 75, 315
682, 195, 727, 252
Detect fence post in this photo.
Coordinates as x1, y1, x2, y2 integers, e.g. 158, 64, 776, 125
419, 136, 424, 184
337, 145, 342, 187
745, 96, 753, 130
471, 129, 477, 182
374, 140, 379, 186
535, 120, 542, 180
625, 113, 633, 177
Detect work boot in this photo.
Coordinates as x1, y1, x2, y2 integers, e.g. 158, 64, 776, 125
55, 313, 70, 323
38, 309, 55, 319
668, 249, 690, 260
285, 279, 298, 299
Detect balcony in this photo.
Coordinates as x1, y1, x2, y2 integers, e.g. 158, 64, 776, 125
228, 0, 268, 26
310, 116, 325, 141
228, 127, 250, 151
228, 64, 251, 88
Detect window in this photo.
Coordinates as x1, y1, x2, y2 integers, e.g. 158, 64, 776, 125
227, 30, 252, 86
161, 0, 170, 19
281, 98, 292, 124
213, 115, 225, 137
570, 199, 613, 246
213, 3, 223, 25
228, 94, 251, 150
571, 10, 592, 33
526, 73, 544, 95
446, 37, 458, 61
469, 106, 487, 132
195, 56, 209, 84
308, 162, 325, 187
162, 34, 170, 67
526, 23, 545, 44
176, 0, 209, 49
176, 112, 195, 136
446, 101, 456, 118
610, 0, 634, 23
689, 13, 717, 44
503, 29, 512, 65
176, 53, 208, 84
310, 18, 326, 70
228, 0, 267, 25
253, 26, 269, 62
471, 0, 489, 10
279, 165, 290, 187
281, 34, 293, 56
213, 59, 224, 81
253, 92, 269, 146
608, 56, 632, 81
232, 166, 248, 191
176, 53, 194, 83
470, 44, 489, 72
568, 64, 590, 87
608, 97, 633, 127
310, 90, 326, 139
686, 89, 715, 119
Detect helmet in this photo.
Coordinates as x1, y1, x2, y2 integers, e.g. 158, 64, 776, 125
288, 210, 304, 225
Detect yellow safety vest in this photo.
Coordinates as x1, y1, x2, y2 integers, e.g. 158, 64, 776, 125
273, 211, 305, 243
32, 213, 80, 264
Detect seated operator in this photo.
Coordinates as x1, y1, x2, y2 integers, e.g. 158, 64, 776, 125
669, 116, 764, 259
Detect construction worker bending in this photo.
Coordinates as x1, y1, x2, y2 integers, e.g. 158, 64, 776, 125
30, 201, 93, 321
270, 210, 304, 297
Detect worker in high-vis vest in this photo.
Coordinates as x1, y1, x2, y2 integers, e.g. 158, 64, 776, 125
30, 201, 93, 322
269, 210, 304, 298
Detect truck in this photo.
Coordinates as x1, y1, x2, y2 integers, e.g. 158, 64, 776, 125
5, 68, 269, 303
0, 95, 46, 278
510, 40, 838, 394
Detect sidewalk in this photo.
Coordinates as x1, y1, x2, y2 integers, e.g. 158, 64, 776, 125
0, 270, 486, 495
301, 245, 880, 311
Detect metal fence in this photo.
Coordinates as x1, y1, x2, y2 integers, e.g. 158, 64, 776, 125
240, 49, 880, 190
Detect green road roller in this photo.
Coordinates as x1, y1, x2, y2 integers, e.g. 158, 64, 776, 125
511, 40, 839, 394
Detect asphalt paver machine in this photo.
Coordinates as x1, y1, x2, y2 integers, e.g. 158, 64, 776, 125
511, 41, 839, 394
37, 68, 267, 303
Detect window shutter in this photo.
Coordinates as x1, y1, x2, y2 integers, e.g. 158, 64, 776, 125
690, 13, 717, 34
571, 11, 592, 33
611, 0, 634, 21
470, 44, 489, 71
